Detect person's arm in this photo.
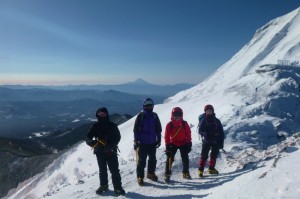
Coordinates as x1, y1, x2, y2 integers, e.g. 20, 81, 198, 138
164, 122, 171, 145
155, 114, 162, 143
86, 123, 97, 147
133, 113, 142, 141
112, 123, 121, 145
198, 117, 207, 137
184, 121, 192, 143
218, 119, 225, 149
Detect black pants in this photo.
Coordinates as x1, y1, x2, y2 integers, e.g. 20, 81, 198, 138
199, 143, 219, 170
165, 144, 189, 175
137, 144, 157, 178
96, 152, 122, 189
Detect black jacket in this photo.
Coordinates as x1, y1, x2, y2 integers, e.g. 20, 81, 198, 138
86, 120, 121, 154
199, 113, 224, 148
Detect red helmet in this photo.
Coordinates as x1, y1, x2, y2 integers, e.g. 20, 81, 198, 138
204, 104, 214, 112
172, 107, 183, 117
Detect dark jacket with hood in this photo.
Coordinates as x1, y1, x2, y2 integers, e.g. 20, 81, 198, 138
86, 107, 121, 154
199, 113, 224, 149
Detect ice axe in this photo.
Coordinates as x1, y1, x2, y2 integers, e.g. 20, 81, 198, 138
136, 147, 139, 167
91, 139, 107, 150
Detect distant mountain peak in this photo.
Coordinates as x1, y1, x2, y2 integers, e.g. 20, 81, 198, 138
134, 78, 149, 84
125, 78, 151, 85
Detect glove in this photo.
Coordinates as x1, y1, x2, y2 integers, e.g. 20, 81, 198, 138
86, 140, 97, 147
156, 140, 161, 148
200, 131, 208, 138
186, 142, 192, 153
165, 144, 173, 156
219, 143, 224, 150
166, 144, 173, 152
133, 140, 139, 151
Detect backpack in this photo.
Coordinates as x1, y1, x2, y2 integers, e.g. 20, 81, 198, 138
198, 113, 205, 123
197, 113, 218, 131
197, 113, 205, 134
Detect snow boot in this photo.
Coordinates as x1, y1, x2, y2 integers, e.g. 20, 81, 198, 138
114, 187, 126, 196
182, 172, 192, 179
198, 170, 204, 178
164, 174, 170, 183
96, 184, 108, 195
137, 177, 144, 186
146, 173, 158, 181
208, 167, 219, 175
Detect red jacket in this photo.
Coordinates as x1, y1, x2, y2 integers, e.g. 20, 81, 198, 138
164, 118, 191, 146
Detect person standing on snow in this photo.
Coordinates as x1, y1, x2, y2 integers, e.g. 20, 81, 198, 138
164, 107, 192, 183
86, 107, 125, 196
198, 104, 224, 177
133, 98, 162, 186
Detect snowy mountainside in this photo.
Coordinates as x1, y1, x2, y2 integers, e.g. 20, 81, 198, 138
166, 7, 300, 102
5, 7, 300, 199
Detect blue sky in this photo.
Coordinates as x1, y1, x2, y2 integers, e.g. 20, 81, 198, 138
0, 0, 299, 85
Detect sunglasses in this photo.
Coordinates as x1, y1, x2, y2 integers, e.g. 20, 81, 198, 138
173, 111, 182, 117
97, 112, 107, 117
144, 104, 153, 108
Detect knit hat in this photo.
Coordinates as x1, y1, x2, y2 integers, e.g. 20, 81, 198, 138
204, 104, 214, 112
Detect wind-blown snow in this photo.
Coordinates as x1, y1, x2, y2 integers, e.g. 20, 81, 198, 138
5, 7, 300, 199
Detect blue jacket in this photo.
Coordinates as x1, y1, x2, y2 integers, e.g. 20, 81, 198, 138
133, 111, 162, 144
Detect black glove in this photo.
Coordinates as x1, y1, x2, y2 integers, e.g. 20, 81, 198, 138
165, 144, 173, 156
156, 140, 161, 148
86, 140, 97, 147
166, 144, 173, 152
200, 131, 208, 138
186, 142, 192, 153
133, 140, 139, 151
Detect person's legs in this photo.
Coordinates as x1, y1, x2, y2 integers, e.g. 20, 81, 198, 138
95, 153, 109, 194
147, 144, 157, 174
199, 143, 210, 171
107, 153, 122, 189
208, 144, 220, 174
136, 144, 147, 179
96, 153, 108, 186
180, 146, 189, 174
165, 146, 178, 175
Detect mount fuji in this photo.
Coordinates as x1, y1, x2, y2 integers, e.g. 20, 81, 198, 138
5, 7, 300, 199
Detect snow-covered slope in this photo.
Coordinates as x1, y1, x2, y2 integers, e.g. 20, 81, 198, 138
5, 7, 300, 199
